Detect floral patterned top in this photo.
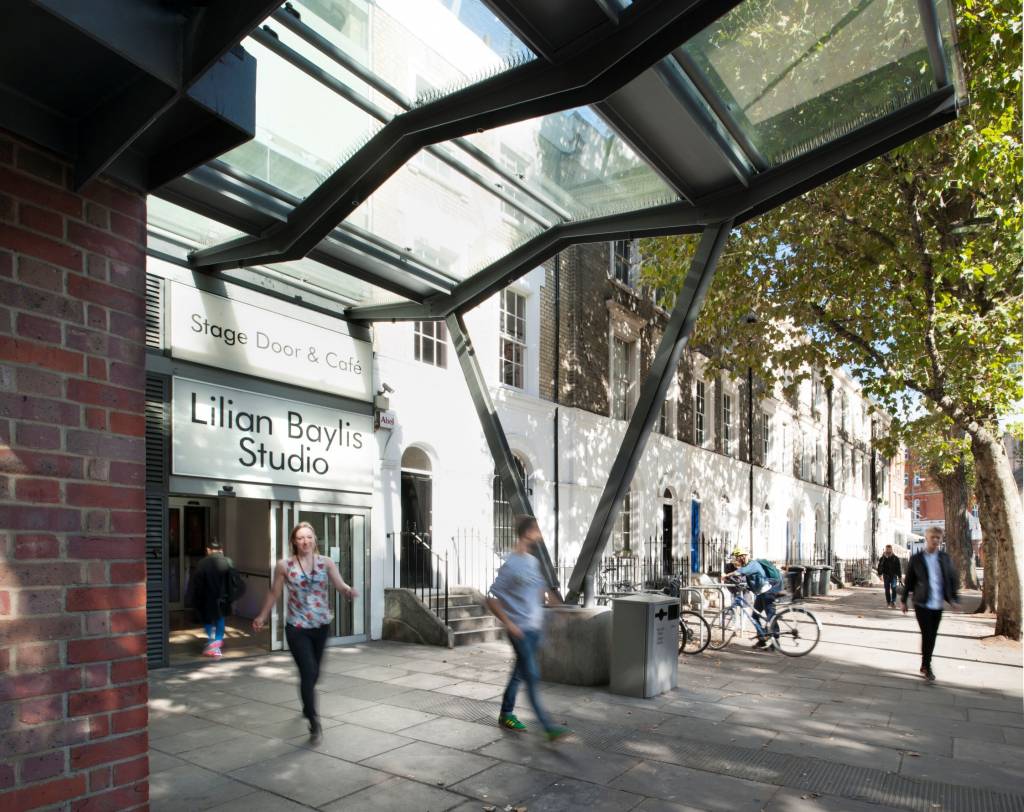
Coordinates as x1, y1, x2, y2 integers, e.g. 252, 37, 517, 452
284, 555, 332, 629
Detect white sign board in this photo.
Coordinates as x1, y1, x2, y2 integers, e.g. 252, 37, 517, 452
172, 378, 374, 493
169, 282, 373, 401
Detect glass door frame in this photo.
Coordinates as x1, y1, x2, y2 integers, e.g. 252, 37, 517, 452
167, 496, 218, 611
269, 500, 371, 651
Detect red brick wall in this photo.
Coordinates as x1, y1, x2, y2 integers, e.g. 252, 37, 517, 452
0, 132, 148, 811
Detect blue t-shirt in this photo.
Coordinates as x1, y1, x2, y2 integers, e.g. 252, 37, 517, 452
489, 552, 545, 632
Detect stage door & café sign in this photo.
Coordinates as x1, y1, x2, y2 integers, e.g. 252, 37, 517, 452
169, 282, 373, 402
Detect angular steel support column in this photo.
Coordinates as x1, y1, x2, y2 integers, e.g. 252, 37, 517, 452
565, 221, 733, 604
446, 313, 561, 595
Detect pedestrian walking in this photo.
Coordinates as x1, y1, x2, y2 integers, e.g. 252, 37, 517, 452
186, 539, 238, 658
901, 526, 960, 682
252, 521, 358, 744
486, 516, 570, 741
877, 544, 903, 608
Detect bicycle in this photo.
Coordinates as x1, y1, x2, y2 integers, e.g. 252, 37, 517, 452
707, 576, 821, 656
663, 576, 711, 655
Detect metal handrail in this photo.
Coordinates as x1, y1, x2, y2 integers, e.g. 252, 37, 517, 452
678, 584, 732, 621
388, 531, 449, 627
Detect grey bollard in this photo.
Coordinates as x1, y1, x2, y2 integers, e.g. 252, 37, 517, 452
583, 573, 597, 607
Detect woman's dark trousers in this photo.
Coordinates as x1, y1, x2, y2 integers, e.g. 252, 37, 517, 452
286, 623, 329, 722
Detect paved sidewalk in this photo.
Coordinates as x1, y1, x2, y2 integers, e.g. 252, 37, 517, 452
148, 588, 1023, 811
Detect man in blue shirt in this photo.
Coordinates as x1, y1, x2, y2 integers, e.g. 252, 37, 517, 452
729, 549, 782, 650
902, 526, 960, 681
486, 516, 570, 741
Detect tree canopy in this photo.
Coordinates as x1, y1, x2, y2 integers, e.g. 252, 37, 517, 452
642, 0, 1022, 440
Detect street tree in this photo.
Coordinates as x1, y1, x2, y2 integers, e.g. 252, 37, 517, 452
642, 0, 1022, 637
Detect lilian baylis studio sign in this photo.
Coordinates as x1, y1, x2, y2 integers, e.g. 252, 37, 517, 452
169, 282, 372, 401
172, 378, 374, 493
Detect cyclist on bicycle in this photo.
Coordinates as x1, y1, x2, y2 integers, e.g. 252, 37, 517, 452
727, 548, 782, 649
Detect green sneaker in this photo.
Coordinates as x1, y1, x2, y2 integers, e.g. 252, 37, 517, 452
498, 714, 527, 731
545, 725, 571, 742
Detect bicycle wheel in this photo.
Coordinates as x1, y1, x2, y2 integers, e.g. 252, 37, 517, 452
770, 608, 821, 656
707, 608, 736, 650
678, 610, 710, 654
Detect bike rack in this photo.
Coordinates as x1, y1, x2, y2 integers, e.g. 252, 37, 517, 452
678, 585, 731, 620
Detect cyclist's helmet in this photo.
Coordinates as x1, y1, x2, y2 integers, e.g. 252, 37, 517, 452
730, 547, 748, 559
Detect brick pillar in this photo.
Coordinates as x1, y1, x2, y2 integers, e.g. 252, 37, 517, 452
0, 132, 149, 811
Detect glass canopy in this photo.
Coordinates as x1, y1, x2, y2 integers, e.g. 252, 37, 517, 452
155, 0, 965, 313
679, 0, 956, 166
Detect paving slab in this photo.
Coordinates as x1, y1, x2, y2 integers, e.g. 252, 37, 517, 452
177, 731, 300, 773
361, 740, 496, 786
610, 760, 776, 811
149, 763, 256, 811
447, 761, 559, 805
207, 790, 314, 811
398, 716, 505, 751
478, 736, 640, 785
343, 703, 439, 733
526, 776, 643, 812
229, 749, 390, 807
322, 776, 467, 811
293, 722, 415, 762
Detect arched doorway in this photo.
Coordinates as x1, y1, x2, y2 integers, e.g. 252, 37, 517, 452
492, 455, 528, 555
661, 488, 674, 576
400, 446, 433, 587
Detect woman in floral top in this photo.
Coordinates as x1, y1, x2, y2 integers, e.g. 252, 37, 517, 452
253, 521, 357, 744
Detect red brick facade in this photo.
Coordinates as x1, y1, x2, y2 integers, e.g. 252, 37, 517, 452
0, 132, 148, 810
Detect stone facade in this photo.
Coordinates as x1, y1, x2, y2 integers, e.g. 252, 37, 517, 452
0, 132, 149, 810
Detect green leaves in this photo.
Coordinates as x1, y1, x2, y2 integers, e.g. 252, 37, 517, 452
640, 0, 1021, 440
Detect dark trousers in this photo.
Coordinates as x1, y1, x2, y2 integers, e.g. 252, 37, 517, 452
501, 628, 554, 732
286, 623, 329, 722
883, 576, 900, 604
914, 606, 943, 669
754, 591, 778, 639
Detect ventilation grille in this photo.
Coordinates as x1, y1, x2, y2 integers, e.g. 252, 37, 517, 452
145, 488, 168, 668
145, 376, 167, 485
145, 274, 163, 349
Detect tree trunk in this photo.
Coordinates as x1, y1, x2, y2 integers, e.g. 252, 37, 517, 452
976, 532, 997, 612
970, 433, 1022, 639
932, 458, 979, 589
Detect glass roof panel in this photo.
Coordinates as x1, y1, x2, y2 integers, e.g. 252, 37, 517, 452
459, 106, 680, 220
292, 0, 534, 106
147, 198, 409, 307
348, 146, 546, 280
351, 105, 680, 280
681, 0, 939, 166
218, 37, 382, 200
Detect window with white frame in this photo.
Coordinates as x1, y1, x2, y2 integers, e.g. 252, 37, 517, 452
611, 336, 636, 420
812, 374, 824, 419
851, 453, 858, 493
499, 288, 526, 388
499, 144, 529, 225
723, 392, 733, 455
614, 490, 633, 553
841, 391, 849, 432
695, 380, 707, 445
414, 320, 447, 367
913, 472, 922, 486
761, 412, 771, 466
610, 239, 638, 287
800, 434, 810, 480
912, 498, 921, 520
658, 378, 678, 437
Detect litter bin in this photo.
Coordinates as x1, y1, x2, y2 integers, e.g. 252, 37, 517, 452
806, 566, 822, 597
801, 566, 815, 598
786, 567, 805, 600
610, 594, 679, 698
818, 566, 832, 596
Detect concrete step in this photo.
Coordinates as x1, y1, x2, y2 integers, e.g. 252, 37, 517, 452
448, 615, 503, 632
453, 626, 506, 646
447, 604, 489, 620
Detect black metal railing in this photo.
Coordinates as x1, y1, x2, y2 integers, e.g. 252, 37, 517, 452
389, 531, 448, 627
449, 528, 505, 596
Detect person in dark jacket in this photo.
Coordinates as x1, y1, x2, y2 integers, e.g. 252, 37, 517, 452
877, 544, 903, 608
187, 540, 235, 658
901, 526, 960, 681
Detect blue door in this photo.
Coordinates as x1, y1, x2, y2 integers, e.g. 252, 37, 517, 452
690, 500, 701, 573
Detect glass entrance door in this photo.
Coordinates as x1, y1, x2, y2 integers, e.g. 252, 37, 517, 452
270, 502, 369, 649
167, 497, 217, 611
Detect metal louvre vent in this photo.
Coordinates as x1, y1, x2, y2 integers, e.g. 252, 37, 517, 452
145, 376, 167, 485
145, 374, 169, 668
145, 274, 163, 349
145, 489, 168, 668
